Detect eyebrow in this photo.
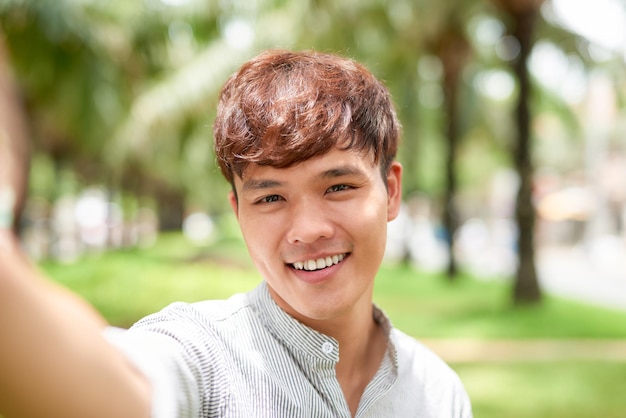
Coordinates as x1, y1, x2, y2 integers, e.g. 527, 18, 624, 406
318, 165, 366, 180
241, 164, 367, 192
241, 179, 284, 191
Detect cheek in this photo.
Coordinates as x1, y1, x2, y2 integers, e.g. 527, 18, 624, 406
238, 215, 283, 261
355, 197, 390, 245
353, 195, 389, 227
240, 229, 275, 278
241, 221, 269, 249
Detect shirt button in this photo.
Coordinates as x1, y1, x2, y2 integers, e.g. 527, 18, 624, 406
321, 341, 334, 354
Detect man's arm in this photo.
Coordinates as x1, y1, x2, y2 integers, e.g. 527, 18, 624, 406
0, 232, 151, 418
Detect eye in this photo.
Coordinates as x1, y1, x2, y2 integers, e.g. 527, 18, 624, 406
326, 184, 352, 193
257, 194, 283, 204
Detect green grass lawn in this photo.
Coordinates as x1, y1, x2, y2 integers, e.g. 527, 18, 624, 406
374, 264, 626, 339
40, 236, 261, 327
456, 361, 626, 418
39, 232, 626, 418
41, 233, 626, 338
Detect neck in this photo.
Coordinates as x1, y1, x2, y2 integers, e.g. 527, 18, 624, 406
304, 305, 374, 342
335, 312, 385, 372
304, 305, 387, 417
290, 300, 386, 374
337, 308, 387, 417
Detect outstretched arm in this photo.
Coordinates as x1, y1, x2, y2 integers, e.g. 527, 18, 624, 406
0, 231, 151, 418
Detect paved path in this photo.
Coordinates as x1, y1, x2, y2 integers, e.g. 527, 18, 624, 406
420, 338, 626, 362
537, 246, 626, 312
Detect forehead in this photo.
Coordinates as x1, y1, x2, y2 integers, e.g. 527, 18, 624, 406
236, 148, 377, 186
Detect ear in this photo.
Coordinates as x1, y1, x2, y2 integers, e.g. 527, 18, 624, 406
228, 190, 239, 220
386, 161, 403, 222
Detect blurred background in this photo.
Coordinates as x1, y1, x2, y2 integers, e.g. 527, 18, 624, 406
1, 0, 626, 417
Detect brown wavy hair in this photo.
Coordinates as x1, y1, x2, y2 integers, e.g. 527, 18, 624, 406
213, 49, 401, 184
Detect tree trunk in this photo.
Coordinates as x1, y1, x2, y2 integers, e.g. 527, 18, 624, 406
511, 9, 542, 304
155, 186, 185, 231
435, 30, 470, 280
122, 166, 185, 232
0, 35, 30, 237
442, 69, 460, 279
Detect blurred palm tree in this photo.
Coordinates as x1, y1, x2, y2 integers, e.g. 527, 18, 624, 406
422, 3, 475, 279
489, 0, 545, 304
0, 0, 228, 229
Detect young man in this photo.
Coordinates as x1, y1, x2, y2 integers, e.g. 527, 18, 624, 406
0, 50, 472, 417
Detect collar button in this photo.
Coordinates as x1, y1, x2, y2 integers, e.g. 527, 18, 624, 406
321, 341, 334, 354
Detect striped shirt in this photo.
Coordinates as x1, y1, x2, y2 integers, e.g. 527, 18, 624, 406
106, 282, 472, 417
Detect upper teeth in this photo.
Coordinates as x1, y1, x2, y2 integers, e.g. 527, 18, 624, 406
292, 254, 345, 271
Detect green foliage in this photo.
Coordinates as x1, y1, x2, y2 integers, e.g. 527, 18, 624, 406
2, 0, 603, 223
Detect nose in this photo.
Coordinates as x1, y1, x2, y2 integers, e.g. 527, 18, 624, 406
286, 198, 335, 245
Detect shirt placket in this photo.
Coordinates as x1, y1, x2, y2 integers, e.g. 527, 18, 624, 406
309, 340, 352, 418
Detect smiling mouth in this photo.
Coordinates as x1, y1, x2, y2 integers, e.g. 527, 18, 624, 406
291, 253, 348, 271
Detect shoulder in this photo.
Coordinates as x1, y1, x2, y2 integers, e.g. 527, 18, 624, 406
108, 291, 257, 363
105, 291, 262, 417
116, 291, 261, 365
390, 328, 473, 416
391, 328, 446, 365
132, 291, 253, 332
392, 327, 461, 382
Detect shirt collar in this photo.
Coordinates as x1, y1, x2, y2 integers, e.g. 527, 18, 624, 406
249, 281, 398, 370
373, 304, 399, 370
249, 282, 340, 362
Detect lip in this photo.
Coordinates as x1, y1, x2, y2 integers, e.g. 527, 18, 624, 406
288, 253, 349, 285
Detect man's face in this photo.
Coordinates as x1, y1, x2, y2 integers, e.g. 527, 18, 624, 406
230, 147, 402, 324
